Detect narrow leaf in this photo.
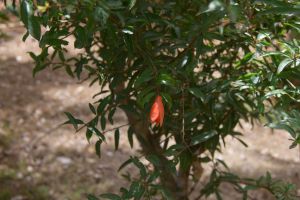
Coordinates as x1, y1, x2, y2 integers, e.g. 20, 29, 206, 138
114, 129, 120, 150
277, 58, 293, 74
95, 140, 102, 158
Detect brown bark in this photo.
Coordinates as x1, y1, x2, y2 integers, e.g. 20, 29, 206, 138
125, 110, 190, 200
114, 83, 191, 200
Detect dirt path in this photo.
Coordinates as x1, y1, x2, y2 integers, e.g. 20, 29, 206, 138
0, 21, 299, 200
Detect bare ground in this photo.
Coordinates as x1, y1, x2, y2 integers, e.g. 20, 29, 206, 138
0, 21, 299, 200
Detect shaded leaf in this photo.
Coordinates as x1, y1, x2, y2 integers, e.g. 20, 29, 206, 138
191, 131, 218, 145
20, 0, 41, 40
277, 58, 293, 74
118, 158, 133, 172
63, 112, 84, 130
134, 67, 153, 87
89, 103, 96, 114
114, 129, 120, 150
86, 127, 93, 143
95, 139, 102, 158
188, 87, 205, 102
157, 73, 176, 87
127, 126, 134, 148
267, 123, 296, 138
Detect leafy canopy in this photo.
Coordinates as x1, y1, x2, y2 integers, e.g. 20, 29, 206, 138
17, 0, 300, 199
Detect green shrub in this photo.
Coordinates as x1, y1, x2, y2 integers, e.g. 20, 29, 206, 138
17, 0, 300, 199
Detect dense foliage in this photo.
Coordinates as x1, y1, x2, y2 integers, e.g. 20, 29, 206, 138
12, 0, 300, 199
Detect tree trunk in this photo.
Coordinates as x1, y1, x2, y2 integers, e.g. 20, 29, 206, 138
124, 110, 190, 200
114, 83, 191, 200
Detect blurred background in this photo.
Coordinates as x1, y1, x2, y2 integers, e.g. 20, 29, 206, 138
0, 11, 299, 200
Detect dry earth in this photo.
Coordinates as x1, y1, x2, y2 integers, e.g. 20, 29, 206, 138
0, 20, 299, 200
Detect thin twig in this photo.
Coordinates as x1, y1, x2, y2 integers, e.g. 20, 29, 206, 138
102, 122, 131, 134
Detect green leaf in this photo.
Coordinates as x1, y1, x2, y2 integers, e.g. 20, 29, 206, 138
114, 129, 120, 150
122, 28, 134, 35
74, 26, 88, 49
235, 52, 254, 67
289, 140, 298, 149
217, 159, 229, 170
129, 0, 136, 10
89, 103, 96, 114
277, 58, 293, 74
20, 0, 41, 40
94, 6, 109, 26
89, 126, 105, 141
188, 87, 205, 102
257, 32, 271, 41
153, 185, 173, 200
260, 51, 286, 57
28, 16, 41, 40
285, 23, 300, 33
95, 139, 102, 158
138, 91, 155, 108
32, 48, 49, 77
118, 158, 133, 172
145, 155, 160, 167
87, 194, 99, 200
255, 0, 289, 7
20, 0, 33, 27
22, 31, 29, 42
191, 130, 218, 146
128, 181, 145, 199
147, 171, 160, 183
101, 115, 106, 130
97, 97, 110, 114
201, 0, 224, 13
63, 112, 84, 130
263, 89, 288, 100
161, 92, 172, 109
119, 104, 138, 115
164, 144, 184, 157
132, 157, 147, 178
58, 51, 65, 62
267, 123, 296, 138
179, 151, 193, 171
33, 62, 49, 77
259, 6, 300, 16
86, 128, 93, 143
227, 3, 241, 22
235, 137, 248, 148
157, 73, 176, 87
134, 67, 153, 88
123, 34, 134, 55
75, 58, 88, 79
128, 126, 134, 148
28, 52, 37, 60
65, 65, 74, 78
108, 108, 116, 125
